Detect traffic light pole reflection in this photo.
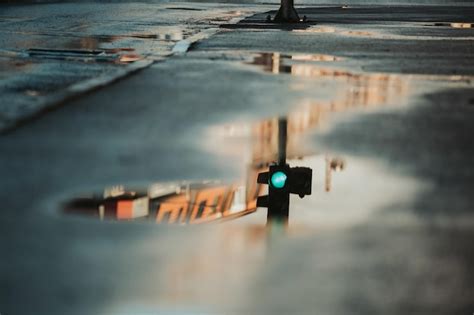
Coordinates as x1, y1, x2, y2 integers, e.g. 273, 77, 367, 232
257, 118, 312, 227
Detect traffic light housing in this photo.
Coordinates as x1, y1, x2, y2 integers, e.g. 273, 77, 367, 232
287, 166, 312, 197
257, 164, 312, 222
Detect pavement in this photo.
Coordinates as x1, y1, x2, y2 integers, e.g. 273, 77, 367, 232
0, 1, 259, 131
1, 2, 474, 315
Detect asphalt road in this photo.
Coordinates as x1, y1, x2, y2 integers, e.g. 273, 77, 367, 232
1, 2, 474, 315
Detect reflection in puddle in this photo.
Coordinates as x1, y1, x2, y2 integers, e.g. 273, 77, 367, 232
166, 7, 205, 11
252, 52, 404, 85
63, 112, 350, 226
292, 25, 375, 37
63, 47, 425, 237
24, 89, 41, 97
73, 36, 146, 63
325, 156, 345, 192
450, 23, 473, 29
250, 52, 409, 110
293, 26, 337, 33
64, 55, 416, 226
434, 22, 474, 29
295, 23, 474, 41
27, 48, 121, 63
64, 178, 263, 224
291, 54, 340, 62
74, 29, 188, 45
250, 52, 341, 74
26, 47, 145, 64
22, 28, 191, 64
118, 54, 143, 63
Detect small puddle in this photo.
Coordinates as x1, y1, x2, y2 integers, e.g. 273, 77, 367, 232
295, 22, 474, 41
248, 52, 409, 108
26, 47, 144, 64
26, 48, 119, 62
20, 28, 193, 64
292, 25, 375, 38
166, 7, 204, 11
249, 52, 342, 75
433, 22, 474, 29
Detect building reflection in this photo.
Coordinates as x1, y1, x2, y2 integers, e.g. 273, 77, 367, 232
250, 52, 408, 109
64, 176, 264, 224
61, 27, 187, 64
450, 23, 473, 29
247, 51, 409, 174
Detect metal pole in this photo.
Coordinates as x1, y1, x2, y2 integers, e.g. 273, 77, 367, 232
274, 0, 300, 23
267, 118, 290, 227
278, 117, 287, 165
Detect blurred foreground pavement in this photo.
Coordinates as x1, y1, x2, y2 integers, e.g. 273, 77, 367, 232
1, 2, 474, 315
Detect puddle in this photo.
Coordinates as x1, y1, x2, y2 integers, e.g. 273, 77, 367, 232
295, 23, 474, 41
249, 52, 409, 109
291, 54, 340, 62
54, 45, 448, 312
26, 48, 120, 63
166, 7, 204, 11
58, 47, 469, 230
54, 43, 471, 232
433, 22, 473, 29
24, 89, 41, 97
293, 25, 375, 37
220, 16, 314, 30
117, 54, 144, 63
292, 26, 337, 34
13, 28, 193, 64
26, 47, 144, 64
249, 52, 342, 75
62, 103, 419, 229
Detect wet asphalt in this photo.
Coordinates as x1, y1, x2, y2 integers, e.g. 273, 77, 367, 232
0, 1, 258, 131
1, 2, 474, 315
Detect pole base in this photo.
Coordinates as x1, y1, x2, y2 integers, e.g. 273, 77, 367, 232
273, 5, 302, 23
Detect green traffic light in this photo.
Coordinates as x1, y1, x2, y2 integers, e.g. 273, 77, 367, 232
271, 171, 287, 189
